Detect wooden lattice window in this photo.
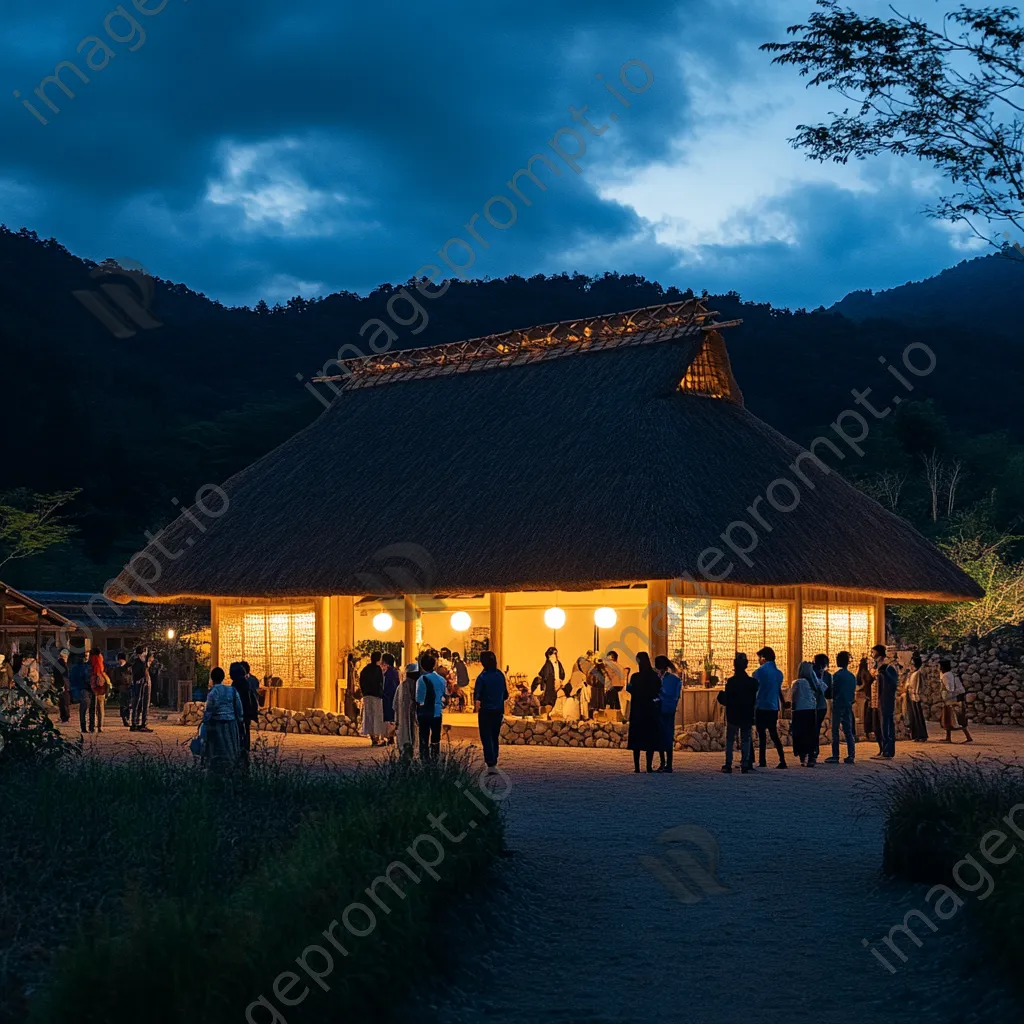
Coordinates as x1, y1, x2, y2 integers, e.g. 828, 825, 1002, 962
668, 597, 788, 680
219, 604, 316, 686
801, 603, 875, 668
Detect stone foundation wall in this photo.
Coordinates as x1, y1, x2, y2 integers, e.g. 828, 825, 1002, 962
910, 629, 1024, 727
180, 703, 361, 737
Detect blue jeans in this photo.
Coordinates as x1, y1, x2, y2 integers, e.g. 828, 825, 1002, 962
478, 710, 503, 767
725, 723, 752, 768
831, 702, 856, 759
130, 682, 150, 728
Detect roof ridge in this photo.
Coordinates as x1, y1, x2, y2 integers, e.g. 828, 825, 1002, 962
314, 299, 742, 391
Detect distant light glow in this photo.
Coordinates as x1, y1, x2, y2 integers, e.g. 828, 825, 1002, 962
372, 612, 393, 632
450, 611, 472, 632
594, 607, 617, 629
544, 607, 566, 630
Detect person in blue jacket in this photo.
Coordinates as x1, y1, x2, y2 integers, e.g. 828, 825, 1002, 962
654, 655, 682, 773
753, 646, 788, 769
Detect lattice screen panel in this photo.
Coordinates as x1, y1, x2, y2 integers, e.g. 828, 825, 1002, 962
219, 605, 316, 685
802, 603, 875, 667
668, 597, 789, 679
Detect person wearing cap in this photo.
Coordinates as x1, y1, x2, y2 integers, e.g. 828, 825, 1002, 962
109, 651, 132, 727
871, 644, 898, 759
53, 648, 71, 723
394, 662, 419, 760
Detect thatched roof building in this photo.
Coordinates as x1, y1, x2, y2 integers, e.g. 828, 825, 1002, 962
105, 300, 980, 706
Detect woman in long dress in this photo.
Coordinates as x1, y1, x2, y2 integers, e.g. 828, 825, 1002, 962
569, 655, 593, 719
202, 666, 244, 773
905, 654, 929, 741
537, 647, 564, 710
626, 652, 661, 773
856, 657, 874, 739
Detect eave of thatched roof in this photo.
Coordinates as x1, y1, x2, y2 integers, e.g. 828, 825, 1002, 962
104, 306, 982, 605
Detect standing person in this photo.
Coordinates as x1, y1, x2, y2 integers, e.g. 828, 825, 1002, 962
474, 650, 508, 773
753, 646, 788, 769
905, 654, 929, 741
537, 647, 564, 711
53, 648, 71, 723
452, 651, 470, 691
229, 662, 259, 758
789, 662, 821, 767
588, 656, 607, 715
824, 651, 857, 764
242, 661, 263, 719
87, 648, 109, 734
381, 653, 400, 745
626, 652, 661, 774
148, 655, 164, 708
871, 644, 899, 759
130, 646, 153, 733
416, 652, 446, 761
719, 653, 758, 773
603, 650, 625, 711
394, 663, 419, 760
856, 657, 875, 739
436, 647, 456, 696
940, 658, 973, 743
22, 650, 40, 686
202, 666, 244, 773
811, 654, 831, 761
359, 651, 386, 747
654, 655, 682, 773
109, 651, 132, 728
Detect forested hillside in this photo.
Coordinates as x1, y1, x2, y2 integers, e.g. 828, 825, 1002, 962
2, 225, 1022, 592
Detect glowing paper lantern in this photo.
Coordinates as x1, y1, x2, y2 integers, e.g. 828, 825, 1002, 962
544, 607, 566, 630
372, 612, 393, 632
593, 607, 617, 629
451, 611, 472, 632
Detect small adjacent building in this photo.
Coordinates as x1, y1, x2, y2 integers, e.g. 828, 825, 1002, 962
106, 300, 981, 710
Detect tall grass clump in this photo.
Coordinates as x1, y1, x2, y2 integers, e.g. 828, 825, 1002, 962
0, 748, 506, 1023
868, 756, 1024, 985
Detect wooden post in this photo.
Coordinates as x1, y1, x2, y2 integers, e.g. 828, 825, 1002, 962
489, 592, 506, 671
403, 596, 419, 667
875, 597, 886, 648
209, 599, 220, 673
646, 580, 669, 660
333, 595, 354, 712
789, 588, 804, 683
314, 596, 334, 711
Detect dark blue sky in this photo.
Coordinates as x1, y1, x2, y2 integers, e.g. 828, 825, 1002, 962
1, 0, 985, 308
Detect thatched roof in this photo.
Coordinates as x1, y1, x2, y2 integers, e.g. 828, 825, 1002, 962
106, 301, 982, 603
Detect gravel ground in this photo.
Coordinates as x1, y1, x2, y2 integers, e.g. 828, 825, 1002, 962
74, 719, 1024, 1023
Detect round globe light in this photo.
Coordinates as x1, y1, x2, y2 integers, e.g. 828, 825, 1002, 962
451, 611, 472, 632
372, 612, 393, 632
594, 607, 617, 629
544, 606, 567, 630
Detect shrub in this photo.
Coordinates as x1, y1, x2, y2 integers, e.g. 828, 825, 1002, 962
1, 748, 505, 1023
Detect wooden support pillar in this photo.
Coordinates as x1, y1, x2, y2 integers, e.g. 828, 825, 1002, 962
209, 598, 220, 672
875, 597, 887, 648
314, 596, 334, 711
789, 588, 804, 683
646, 580, 669, 660
403, 596, 419, 667
489, 592, 506, 671
333, 595, 354, 712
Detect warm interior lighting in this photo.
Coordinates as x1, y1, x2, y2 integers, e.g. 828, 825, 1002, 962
166, 628, 175, 640
544, 607, 566, 630
372, 612, 393, 632
594, 607, 617, 629
450, 611, 472, 632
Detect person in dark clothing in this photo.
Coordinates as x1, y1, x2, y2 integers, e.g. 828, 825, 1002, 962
719, 653, 758, 773
53, 648, 71, 723
536, 647, 564, 709
229, 662, 259, 757
381, 653, 400, 745
242, 660, 263, 716
811, 654, 831, 762
626, 652, 661, 773
359, 651, 386, 745
416, 652, 446, 761
856, 657, 874, 738
474, 650, 509, 771
108, 651, 132, 727
870, 644, 899, 759
130, 647, 153, 732
453, 651, 470, 691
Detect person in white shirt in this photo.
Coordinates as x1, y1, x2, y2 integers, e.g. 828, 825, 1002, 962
939, 658, 973, 743
905, 654, 929, 741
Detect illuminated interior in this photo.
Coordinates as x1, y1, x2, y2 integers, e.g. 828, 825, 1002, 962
218, 604, 316, 685
801, 602, 875, 667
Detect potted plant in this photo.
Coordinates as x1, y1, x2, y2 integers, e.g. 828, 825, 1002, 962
702, 653, 721, 688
